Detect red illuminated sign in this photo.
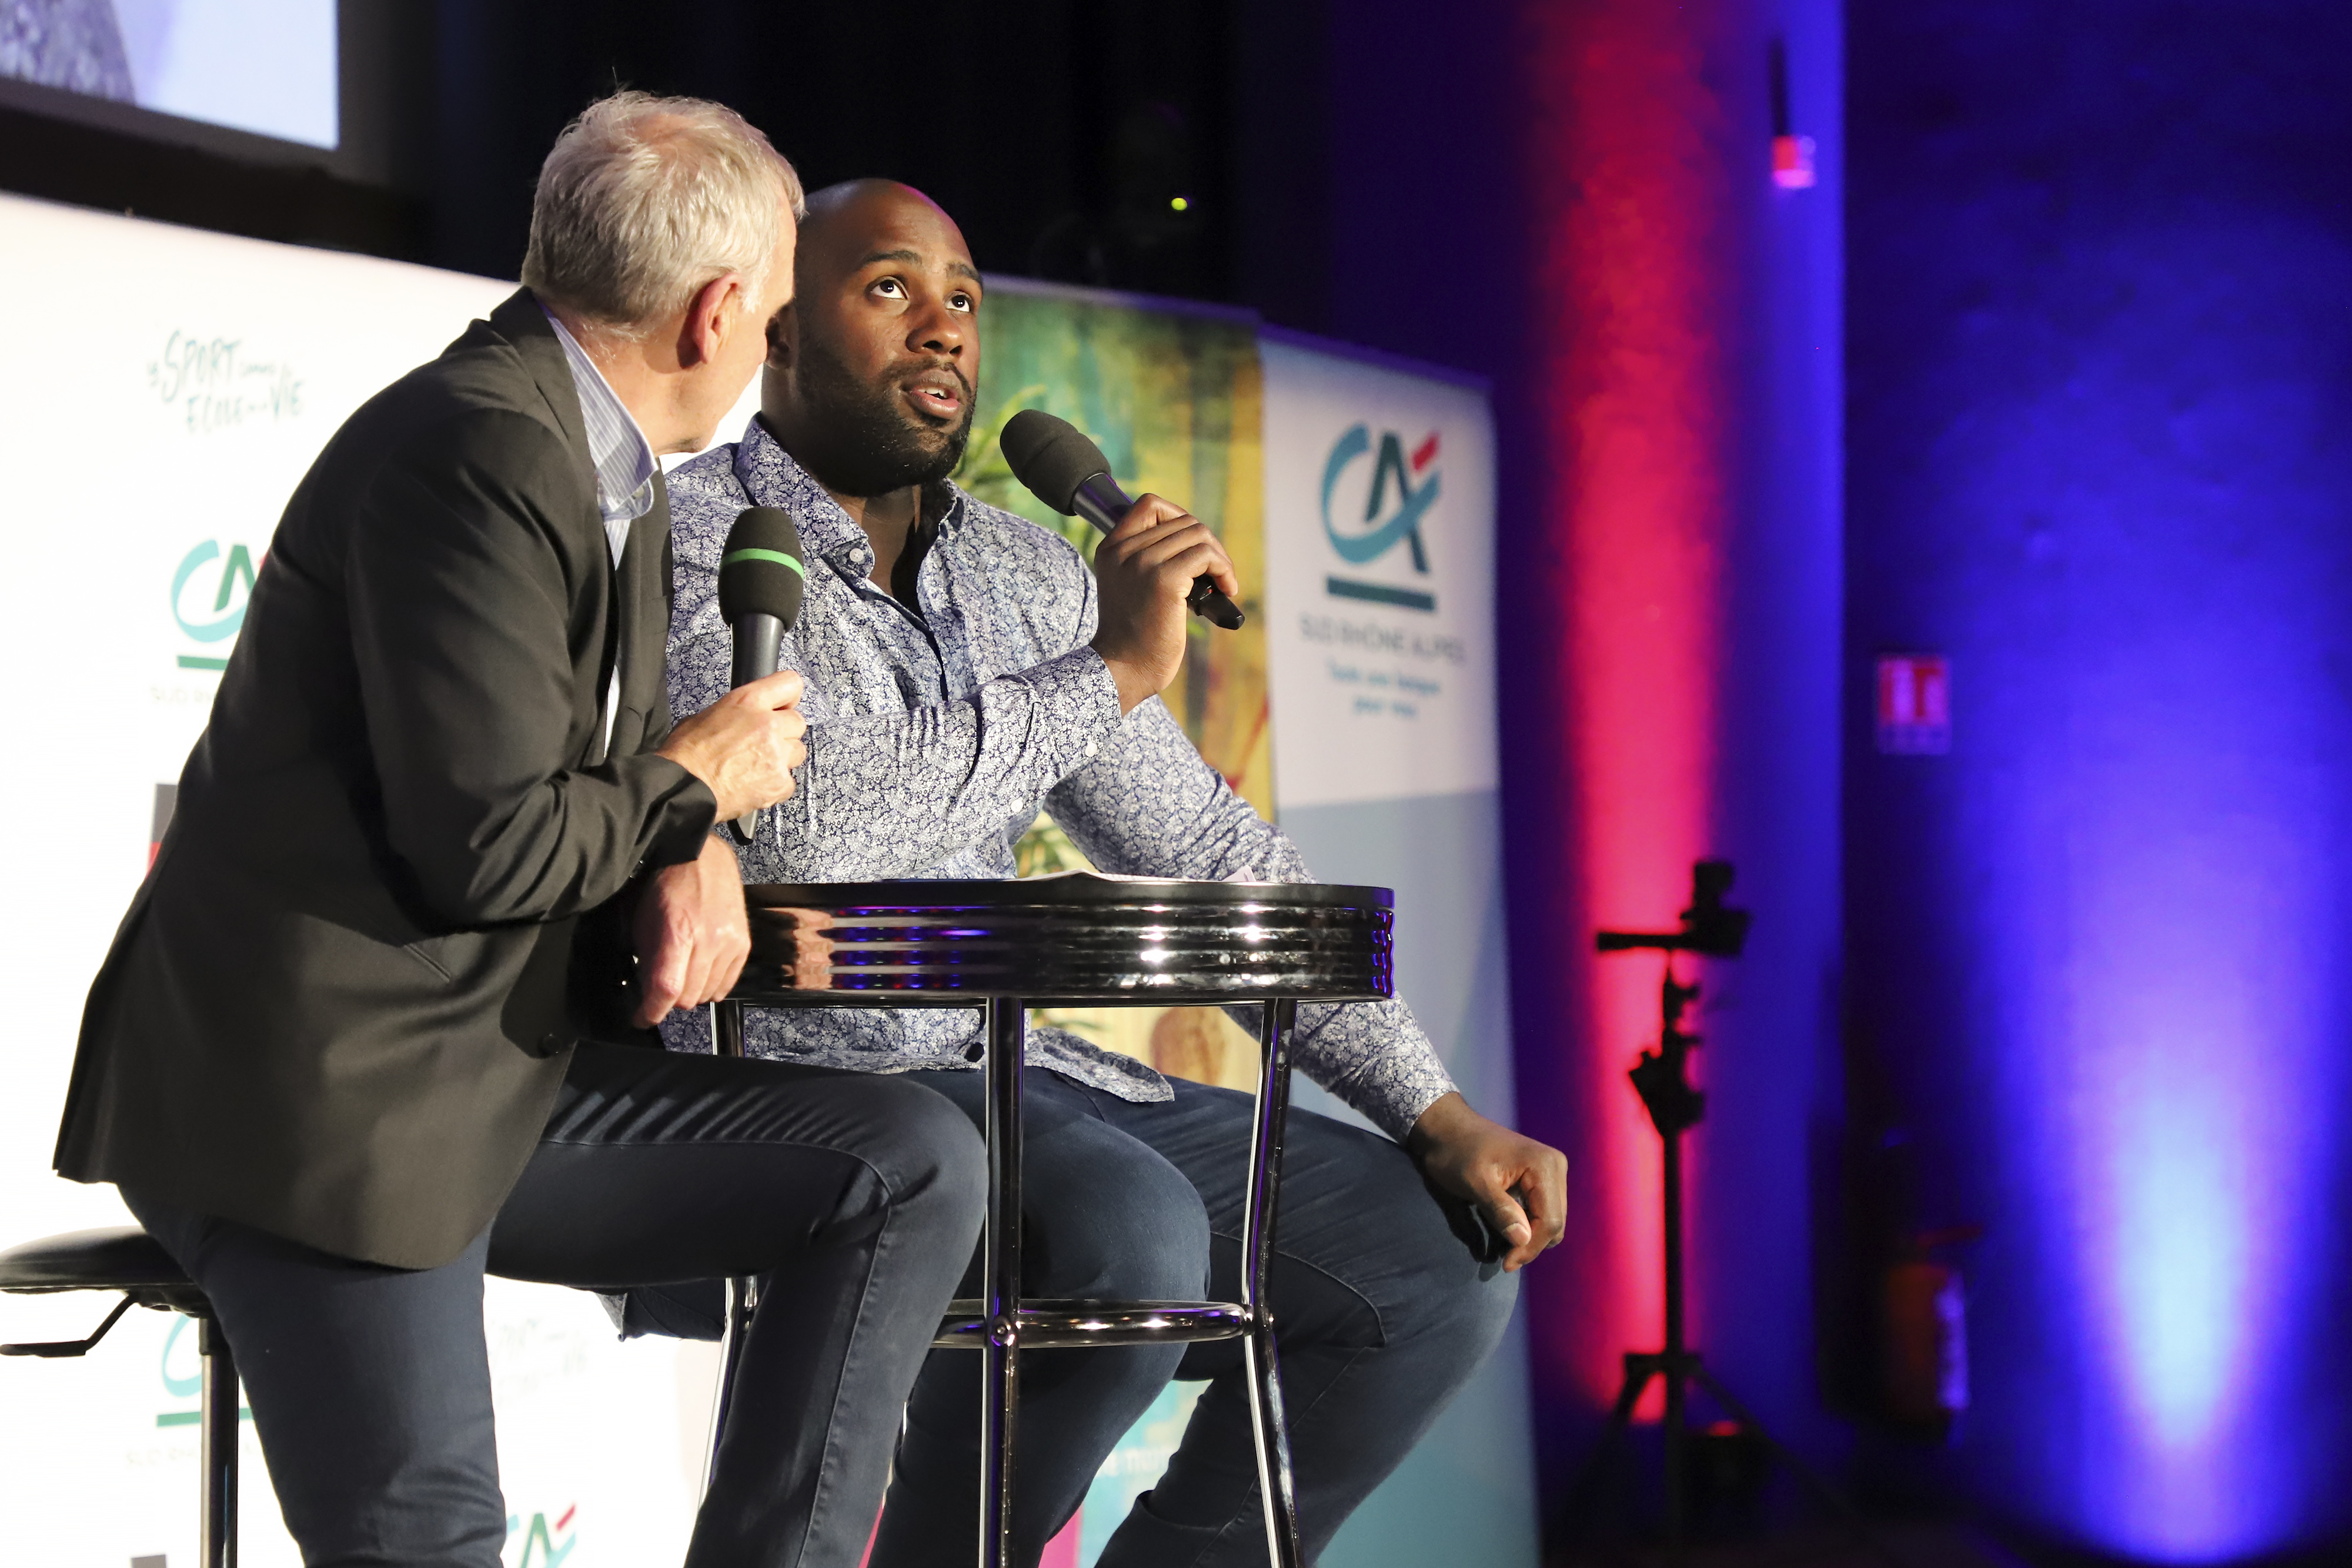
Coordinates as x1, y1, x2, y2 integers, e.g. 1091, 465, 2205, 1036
1877, 655, 1950, 754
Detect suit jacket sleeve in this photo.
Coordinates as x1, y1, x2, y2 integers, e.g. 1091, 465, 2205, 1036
347, 408, 714, 926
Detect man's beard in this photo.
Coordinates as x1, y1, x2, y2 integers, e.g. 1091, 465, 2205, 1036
789, 332, 974, 499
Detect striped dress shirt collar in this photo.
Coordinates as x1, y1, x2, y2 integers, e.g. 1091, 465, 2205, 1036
540, 303, 656, 760
540, 305, 659, 564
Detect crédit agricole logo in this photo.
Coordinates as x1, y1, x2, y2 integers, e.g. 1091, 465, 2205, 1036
172, 539, 257, 671
1320, 423, 1439, 613
507, 1504, 579, 1567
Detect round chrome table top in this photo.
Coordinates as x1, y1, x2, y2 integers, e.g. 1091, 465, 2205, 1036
730, 871, 1394, 1007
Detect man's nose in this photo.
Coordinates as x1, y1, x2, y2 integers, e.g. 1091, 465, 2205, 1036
908, 300, 965, 356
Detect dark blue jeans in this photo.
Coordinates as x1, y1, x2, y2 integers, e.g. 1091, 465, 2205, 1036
127, 1041, 985, 1568
864, 1069, 1518, 1568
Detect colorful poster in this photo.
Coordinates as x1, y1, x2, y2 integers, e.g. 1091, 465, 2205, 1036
951, 279, 1271, 1093
953, 278, 1271, 816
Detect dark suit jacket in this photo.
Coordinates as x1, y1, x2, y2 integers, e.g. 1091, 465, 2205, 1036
54, 290, 717, 1269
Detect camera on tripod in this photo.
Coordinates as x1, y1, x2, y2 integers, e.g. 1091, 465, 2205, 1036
1574, 858, 1852, 1541
1594, 859, 1752, 958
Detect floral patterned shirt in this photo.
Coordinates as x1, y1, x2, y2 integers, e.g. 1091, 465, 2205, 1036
657, 419, 1456, 1141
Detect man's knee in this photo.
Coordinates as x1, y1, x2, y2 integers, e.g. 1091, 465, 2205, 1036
1371, 1181, 1521, 1374
1034, 1144, 1209, 1302
863, 1077, 989, 1225
1285, 1126, 1519, 1362
1416, 1245, 1519, 1353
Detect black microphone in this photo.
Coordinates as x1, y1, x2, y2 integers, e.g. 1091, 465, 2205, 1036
717, 506, 808, 842
997, 409, 1245, 630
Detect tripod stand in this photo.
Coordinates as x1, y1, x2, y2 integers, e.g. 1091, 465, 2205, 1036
1575, 863, 1852, 1547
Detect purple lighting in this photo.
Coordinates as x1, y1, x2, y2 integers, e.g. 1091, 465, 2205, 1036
1872, 285, 2352, 1553
1849, 3, 2352, 1552
2057, 741, 2341, 1554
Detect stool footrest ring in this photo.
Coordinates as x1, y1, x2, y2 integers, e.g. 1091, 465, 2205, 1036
0, 1292, 138, 1358
934, 1298, 1254, 1350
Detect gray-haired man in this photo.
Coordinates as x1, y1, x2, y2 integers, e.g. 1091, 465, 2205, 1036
52, 96, 982, 1567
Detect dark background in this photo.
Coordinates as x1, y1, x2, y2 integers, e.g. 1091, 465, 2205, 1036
0, 0, 1352, 335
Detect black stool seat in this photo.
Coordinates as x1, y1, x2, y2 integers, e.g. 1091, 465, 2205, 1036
2, 1224, 238, 1565
0, 1225, 206, 1312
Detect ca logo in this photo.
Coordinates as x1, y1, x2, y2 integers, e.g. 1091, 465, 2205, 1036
507, 1505, 579, 1567
1320, 424, 1440, 612
172, 540, 257, 671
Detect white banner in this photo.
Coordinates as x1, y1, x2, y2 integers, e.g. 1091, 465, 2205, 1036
1259, 332, 1537, 1567
0, 193, 709, 1567
1261, 333, 1499, 811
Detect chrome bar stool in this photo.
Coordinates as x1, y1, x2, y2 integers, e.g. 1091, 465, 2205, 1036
707, 872, 1395, 1568
1, 1226, 239, 1567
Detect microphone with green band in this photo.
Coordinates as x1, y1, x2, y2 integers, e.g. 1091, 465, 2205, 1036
717, 506, 807, 841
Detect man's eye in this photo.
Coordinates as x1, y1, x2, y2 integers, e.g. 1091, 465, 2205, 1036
950, 292, 975, 313
873, 279, 906, 299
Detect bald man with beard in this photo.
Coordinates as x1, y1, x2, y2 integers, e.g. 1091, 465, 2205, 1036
654, 180, 1568, 1567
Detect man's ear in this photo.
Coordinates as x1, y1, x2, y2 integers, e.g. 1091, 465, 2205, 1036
765, 301, 797, 370
678, 272, 746, 370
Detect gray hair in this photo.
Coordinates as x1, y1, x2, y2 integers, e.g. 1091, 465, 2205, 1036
522, 92, 805, 340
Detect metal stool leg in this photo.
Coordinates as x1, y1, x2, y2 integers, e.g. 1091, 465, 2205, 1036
1241, 999, 1303, 1567
980, 996, 1025, 1568
198, 1313, 238, 1568
704, 1276, 759, 1496
705, 998, 756, 1498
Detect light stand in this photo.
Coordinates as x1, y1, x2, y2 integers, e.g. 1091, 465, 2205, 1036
1574, 861, 1853, 1548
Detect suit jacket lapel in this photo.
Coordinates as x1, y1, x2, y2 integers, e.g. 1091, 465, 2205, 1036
490, 290, 592, 463
612, 469, 677, 757
489, 289, 626, 763
487, 290, 681, 760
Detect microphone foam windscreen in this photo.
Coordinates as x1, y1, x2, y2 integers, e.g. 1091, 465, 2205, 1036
718, 506, 807, 630
998, 410, 1114, 516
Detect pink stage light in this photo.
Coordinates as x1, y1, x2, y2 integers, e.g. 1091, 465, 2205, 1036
1519, 1, 1739, 1418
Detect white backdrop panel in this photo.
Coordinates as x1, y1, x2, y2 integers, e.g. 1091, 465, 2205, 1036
1261, 332, 1499, 810
1259, 333, 1536, 1567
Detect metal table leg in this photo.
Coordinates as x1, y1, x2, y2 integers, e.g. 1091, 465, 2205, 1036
199, 1313, 238, 1568
1241, 999, 1303, 1567
980, 997, 1025, 1568
717, 982, 1314, 1564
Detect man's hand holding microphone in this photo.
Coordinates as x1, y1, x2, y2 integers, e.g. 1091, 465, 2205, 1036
995, 409, 1244, 714
634, 668, 806, 1026
660, 668, 810, 824
1088, 496, 1241, 713
635, 506, 814, 1026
